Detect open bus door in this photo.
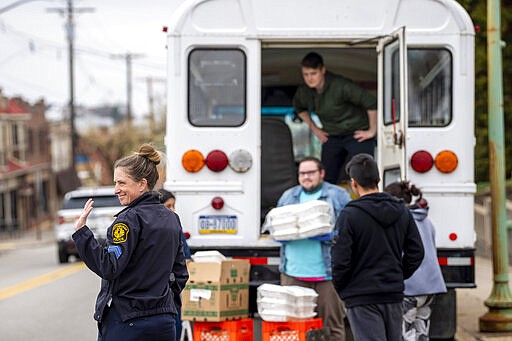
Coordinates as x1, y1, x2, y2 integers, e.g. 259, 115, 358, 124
377, 27, 408, 189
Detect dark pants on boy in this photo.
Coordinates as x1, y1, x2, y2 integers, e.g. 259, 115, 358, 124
321, 134, 376, 184
346, 302, 403, 341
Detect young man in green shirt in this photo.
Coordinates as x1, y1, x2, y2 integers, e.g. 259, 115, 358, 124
293, 52, 377, 184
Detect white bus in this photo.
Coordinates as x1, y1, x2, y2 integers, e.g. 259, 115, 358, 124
164, 0, 475, 337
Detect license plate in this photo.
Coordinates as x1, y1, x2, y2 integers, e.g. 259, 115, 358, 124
198, 215, 237, 234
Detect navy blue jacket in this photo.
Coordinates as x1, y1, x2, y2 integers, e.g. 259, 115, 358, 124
72, 192, 189, 322
331, 192, 424, 308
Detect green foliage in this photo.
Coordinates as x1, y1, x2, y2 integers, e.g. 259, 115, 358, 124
457, 0, 512, 182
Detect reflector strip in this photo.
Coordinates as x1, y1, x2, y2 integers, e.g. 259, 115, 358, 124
233, 257, 280, 265
438, 257, 473, 266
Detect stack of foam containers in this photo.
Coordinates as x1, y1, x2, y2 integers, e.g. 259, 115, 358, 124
257, 283, 318, 322
263, 200, 333, 241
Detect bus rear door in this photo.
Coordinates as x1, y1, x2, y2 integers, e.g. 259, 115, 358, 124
377, 27, 408, 188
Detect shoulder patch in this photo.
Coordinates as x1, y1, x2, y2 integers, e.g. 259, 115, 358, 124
112, 223, 129, 244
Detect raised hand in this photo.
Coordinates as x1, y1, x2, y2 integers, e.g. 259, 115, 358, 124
74, 198, 94, 231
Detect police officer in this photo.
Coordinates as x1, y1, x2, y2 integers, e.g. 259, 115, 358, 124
73, 143, 188, 341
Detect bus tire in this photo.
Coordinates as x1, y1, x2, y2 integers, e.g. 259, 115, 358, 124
429, 288, 456, 340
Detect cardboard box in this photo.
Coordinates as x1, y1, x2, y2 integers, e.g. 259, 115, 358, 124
182, 259, 250, 321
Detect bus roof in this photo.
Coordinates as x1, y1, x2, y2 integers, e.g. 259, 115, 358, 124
168, 0, 474, 39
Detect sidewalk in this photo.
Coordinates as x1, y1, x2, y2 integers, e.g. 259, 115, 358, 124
455, 256, 512, 340
0, 229, 55, 252
2, 231, 512, 340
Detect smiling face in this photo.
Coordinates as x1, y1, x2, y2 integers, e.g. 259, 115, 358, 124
298, 160, 325, 192
114, 167, 147, 206
301, 66, 326, 92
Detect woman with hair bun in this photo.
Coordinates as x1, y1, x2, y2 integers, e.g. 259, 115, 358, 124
384, 181, 447, 341
72, 143, 188, 341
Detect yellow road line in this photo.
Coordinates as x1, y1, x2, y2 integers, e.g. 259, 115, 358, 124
0, 243, 15, 251
0, 262, 87, 301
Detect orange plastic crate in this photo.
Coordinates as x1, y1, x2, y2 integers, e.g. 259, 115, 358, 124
261, 318, 323, 341
193, 318, 254, 341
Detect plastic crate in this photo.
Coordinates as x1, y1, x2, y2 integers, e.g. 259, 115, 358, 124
193, 318, 254, 341
262, 318, 323, 341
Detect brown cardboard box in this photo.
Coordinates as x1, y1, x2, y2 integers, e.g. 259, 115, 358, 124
181, 259, 250, 321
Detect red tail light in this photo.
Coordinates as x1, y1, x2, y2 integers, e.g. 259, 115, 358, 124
211, 196, 224, 210
205, 150, 228, 172
410, 150, 434, 173
58, 216, 65, 225
183, 232, 191, 239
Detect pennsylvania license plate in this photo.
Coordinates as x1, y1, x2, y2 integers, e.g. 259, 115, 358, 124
198, 215, 238, 234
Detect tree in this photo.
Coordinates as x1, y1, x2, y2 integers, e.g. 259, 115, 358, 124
80, 120, 165, 185
457, 0, 512, 182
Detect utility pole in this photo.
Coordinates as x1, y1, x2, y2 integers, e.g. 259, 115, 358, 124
139, 76, 165, 133
479, 0, 512, 332
111, 52, 144, 122
48, 0, 93, 168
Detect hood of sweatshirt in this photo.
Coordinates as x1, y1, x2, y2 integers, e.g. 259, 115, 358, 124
409, 205, 428, 222
346, 192, 407, 228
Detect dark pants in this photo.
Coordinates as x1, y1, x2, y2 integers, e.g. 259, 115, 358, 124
281, 273, 346, 341
98, 305, 176, 341
346, 302, 403, 341
321, 134, 376, 184
175, 306, 182, 340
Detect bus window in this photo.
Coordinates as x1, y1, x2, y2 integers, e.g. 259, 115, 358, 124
408, 49, 452, 127
188, 49, 246, 127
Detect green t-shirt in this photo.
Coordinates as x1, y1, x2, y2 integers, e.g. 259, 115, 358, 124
293, 71, 377, 135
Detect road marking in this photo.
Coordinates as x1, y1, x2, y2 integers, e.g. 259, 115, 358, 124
0, 262, 87, 301
0, 243, 15, 251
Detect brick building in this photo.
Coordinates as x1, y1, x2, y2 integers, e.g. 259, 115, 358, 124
0, 92, 57, 236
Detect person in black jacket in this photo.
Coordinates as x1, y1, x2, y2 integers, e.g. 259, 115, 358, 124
331, 153, 424, 341
72, 143, 188, 341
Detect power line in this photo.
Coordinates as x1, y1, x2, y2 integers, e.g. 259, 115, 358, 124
111, 52, 144, 121
47, 0, 94, 168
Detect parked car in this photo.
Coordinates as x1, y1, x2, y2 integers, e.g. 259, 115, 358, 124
55, 186, 122, 263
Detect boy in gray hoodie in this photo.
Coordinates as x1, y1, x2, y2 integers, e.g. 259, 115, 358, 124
385, 181, 447, 341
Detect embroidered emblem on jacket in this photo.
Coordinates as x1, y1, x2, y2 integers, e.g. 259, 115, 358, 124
112, 223, 129, 243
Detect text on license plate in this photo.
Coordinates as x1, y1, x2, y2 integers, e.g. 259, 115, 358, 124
198, 215, 238, 234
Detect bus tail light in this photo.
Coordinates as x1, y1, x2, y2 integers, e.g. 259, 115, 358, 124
205, 150, 228, 172
211, 196, 224, 210
410, 150, 434, 173
435, 150, 458, 173
229, 149, 252, 173
449, 233, 458, 241
183, 231, 191, 239
182, 149, 205, 172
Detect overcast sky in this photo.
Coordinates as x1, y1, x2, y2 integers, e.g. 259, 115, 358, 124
0, 0, 185, 118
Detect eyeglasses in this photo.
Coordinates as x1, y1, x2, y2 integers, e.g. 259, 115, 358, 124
298, 169, 320, 177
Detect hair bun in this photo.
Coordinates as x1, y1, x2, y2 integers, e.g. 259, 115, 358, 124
136, 143, 161, 165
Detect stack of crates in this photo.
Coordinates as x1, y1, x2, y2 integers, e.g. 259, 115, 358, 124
261, 318, 323, 341
192, 318, 253, 341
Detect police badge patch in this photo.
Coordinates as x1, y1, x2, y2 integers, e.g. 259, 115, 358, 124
112, 223, 129, 243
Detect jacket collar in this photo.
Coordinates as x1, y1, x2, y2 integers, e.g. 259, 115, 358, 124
291, 181, 329, 199
114, 191, 160, 217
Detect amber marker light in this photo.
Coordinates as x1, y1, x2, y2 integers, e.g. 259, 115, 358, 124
182, 149, 205, 173
435, 150, 458, 173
